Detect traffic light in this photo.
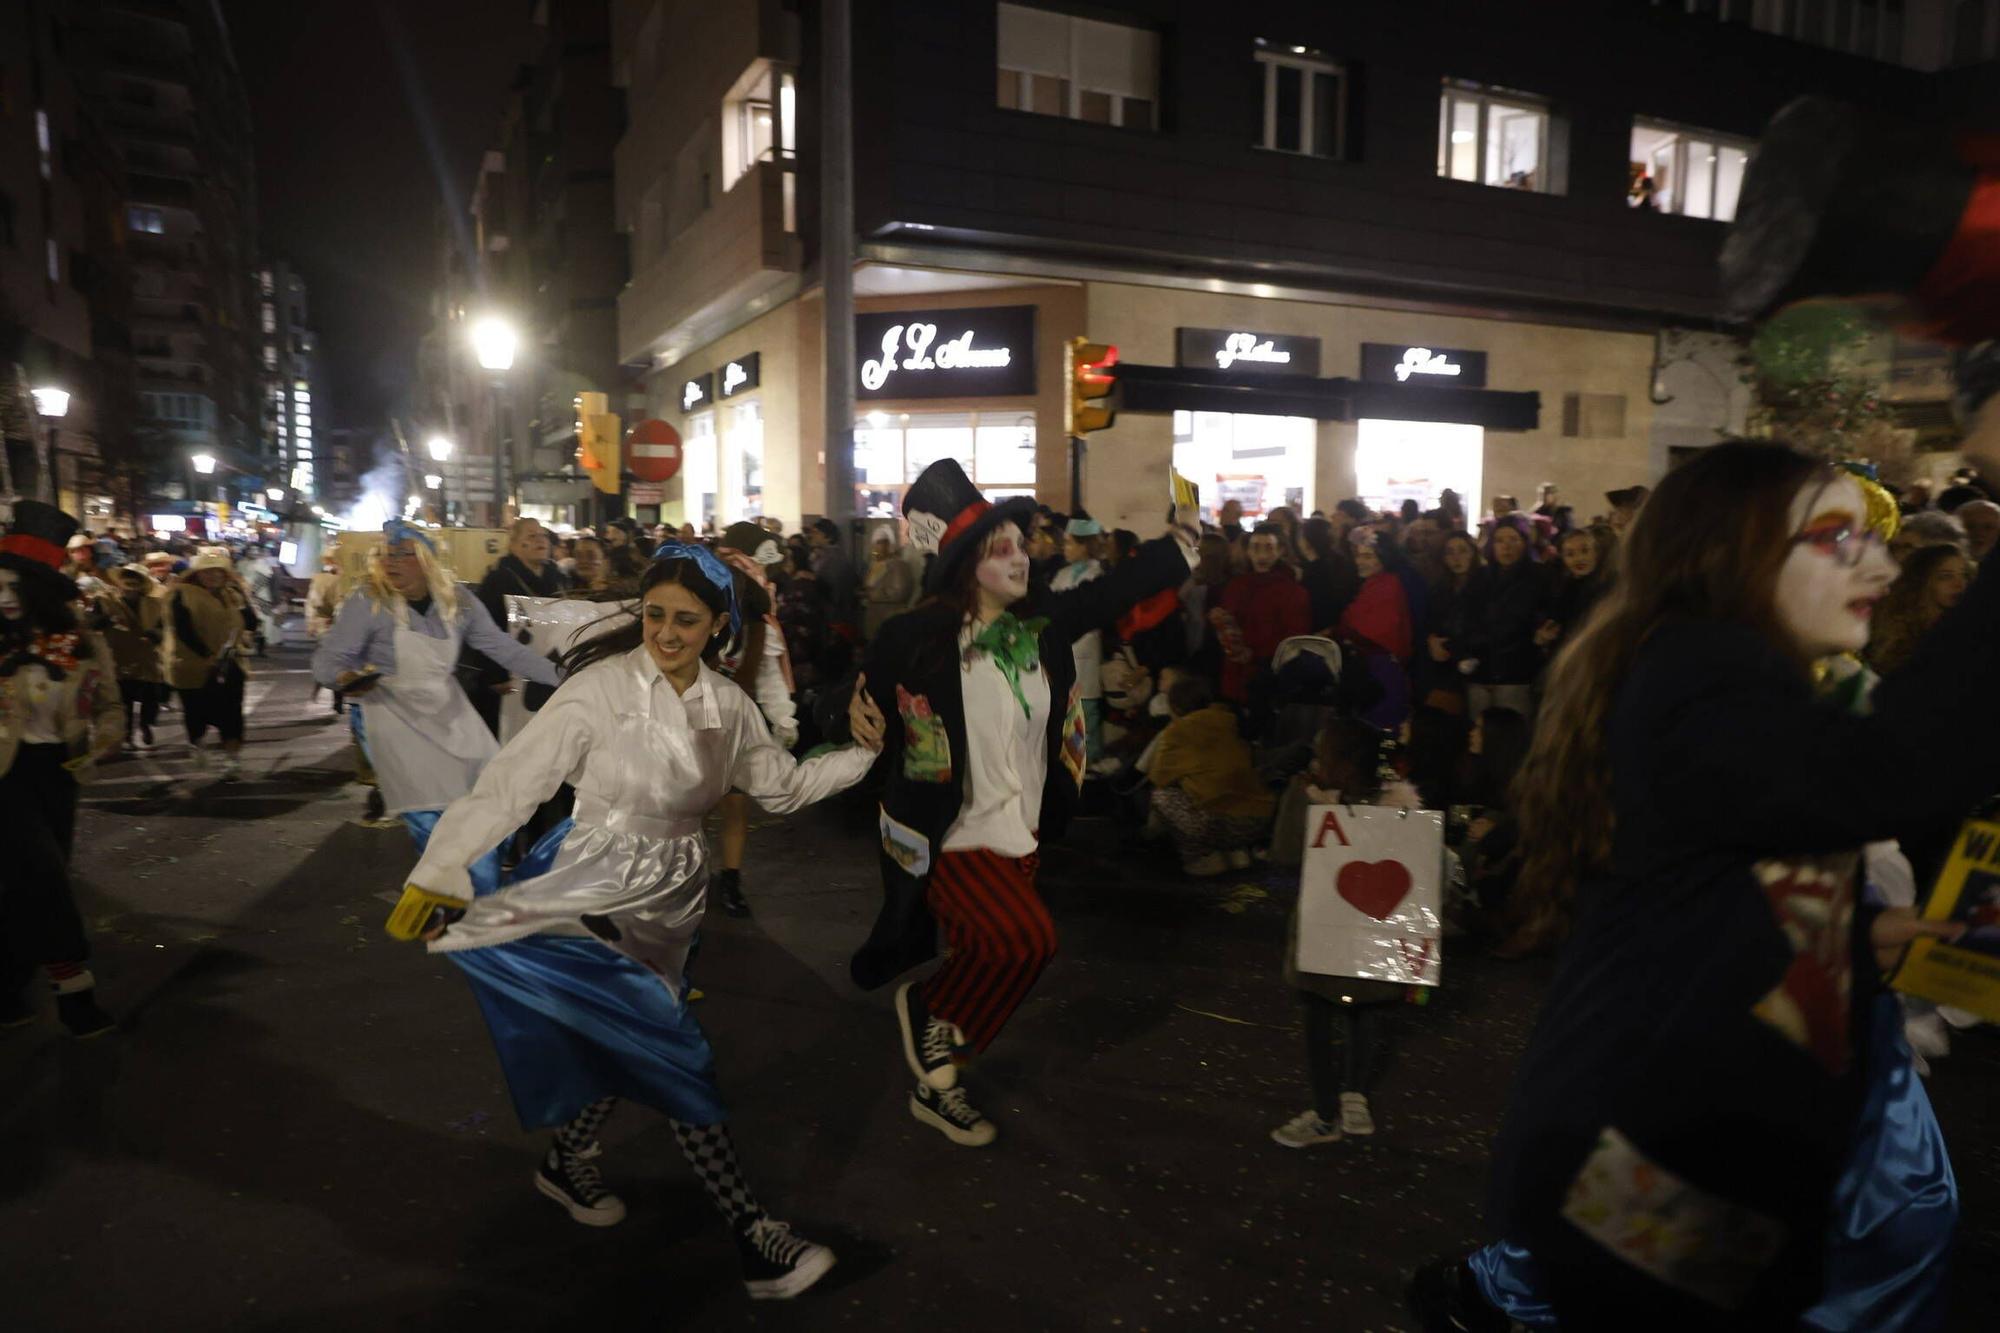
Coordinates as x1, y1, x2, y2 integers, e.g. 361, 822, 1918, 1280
1066, 337, 1120, 435
575, 391, 622, 496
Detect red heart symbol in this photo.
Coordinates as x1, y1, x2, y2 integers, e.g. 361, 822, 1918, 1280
1337, 859, 1414, 920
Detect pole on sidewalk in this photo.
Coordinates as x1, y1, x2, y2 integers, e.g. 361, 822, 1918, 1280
822, 0, 857, 545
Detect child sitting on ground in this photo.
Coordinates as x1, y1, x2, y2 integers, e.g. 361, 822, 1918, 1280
1146, 674, 1275, 876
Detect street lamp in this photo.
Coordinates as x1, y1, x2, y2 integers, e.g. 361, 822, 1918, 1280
30, 387, 69, 506
424, 473, 443, 490
470, 315, 517, 371
191, 452, 216, 474
427, 435, 454, 461
266, 486, 285, 502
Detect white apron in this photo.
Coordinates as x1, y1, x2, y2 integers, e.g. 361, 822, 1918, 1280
367, 614, 498, 815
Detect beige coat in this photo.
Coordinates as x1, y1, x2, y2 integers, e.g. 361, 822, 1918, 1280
97, 588, 167, 683
167, 579, 251, 691
0, 630, 121, 780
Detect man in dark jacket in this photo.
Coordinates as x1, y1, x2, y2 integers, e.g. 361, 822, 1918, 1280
460, 517, 566, 735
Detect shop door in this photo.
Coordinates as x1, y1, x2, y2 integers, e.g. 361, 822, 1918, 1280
1171, 411, 1315, 519
683, 411, 718, 532
1354, 419, 1483, 517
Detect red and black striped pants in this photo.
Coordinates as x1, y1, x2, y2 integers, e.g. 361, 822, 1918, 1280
918, 847, 1057, 1053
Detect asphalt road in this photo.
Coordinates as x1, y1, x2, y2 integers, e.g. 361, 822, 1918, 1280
3, 646, 1997, 1332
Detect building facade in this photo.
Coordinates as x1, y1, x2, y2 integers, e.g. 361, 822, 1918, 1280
605, 0, 1986, 534
257, 258, 316, 502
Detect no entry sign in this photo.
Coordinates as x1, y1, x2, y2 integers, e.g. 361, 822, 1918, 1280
626, 418, 683, 483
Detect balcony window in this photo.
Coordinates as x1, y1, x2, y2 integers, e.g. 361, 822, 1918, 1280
721, 62, 794, 192
127, 205, 165, 234
1438, 83, 1560, 194
1630, 119, 1754, 221
1254, 42, 1344, 159
997, 2, 1160, 131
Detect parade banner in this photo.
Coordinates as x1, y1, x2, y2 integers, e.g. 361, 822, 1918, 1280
1296, 804, 1445, 986
1892, 816, 2000, 1023
498, 595, 636, 743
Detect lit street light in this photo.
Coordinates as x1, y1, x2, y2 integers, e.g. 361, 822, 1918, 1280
424, 473, 443, 490
470, 315, 517, 371
31, 387, 70, 419
267, 487, 285, 501
427, 435, 454, 461
192, 453, 217, 475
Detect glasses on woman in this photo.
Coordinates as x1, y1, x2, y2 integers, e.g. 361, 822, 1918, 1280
1789, 516, 1886, 568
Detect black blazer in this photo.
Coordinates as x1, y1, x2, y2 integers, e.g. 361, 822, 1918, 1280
1486, 561, 2000, 1323
848, 535, 1191, 989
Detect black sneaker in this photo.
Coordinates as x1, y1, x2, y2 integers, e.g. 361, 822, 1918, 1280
55, 989, 117, 1040
533, 1143, 627, 1227
895, 982, 957, 1090
717, 868, 750, 918
1406, 1254, 1519, 1333
734, 1215, 836, 1300
909, 1082, 997, 1147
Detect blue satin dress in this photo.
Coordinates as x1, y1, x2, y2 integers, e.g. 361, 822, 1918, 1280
1468, 994, 1957, 1331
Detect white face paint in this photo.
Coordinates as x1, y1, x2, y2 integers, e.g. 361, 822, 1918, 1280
974, 524, 1030, 608
0, 569, 21, 621
1773, 475, 1897, 658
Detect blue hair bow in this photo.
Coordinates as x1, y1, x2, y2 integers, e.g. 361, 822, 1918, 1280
382, 518, 437, 553
652, 541, 741, 635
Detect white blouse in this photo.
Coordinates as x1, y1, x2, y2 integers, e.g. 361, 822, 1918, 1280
941, 622, 1050, 859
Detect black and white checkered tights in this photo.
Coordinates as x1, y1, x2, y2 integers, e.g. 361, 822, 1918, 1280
670, 1119, 765, 1227
553, 1096, 618, 1156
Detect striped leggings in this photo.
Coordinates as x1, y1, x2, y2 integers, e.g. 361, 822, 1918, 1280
918, 847, 1057, 1054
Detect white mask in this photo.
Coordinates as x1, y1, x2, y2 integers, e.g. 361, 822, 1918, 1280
1773, 475, 1897, 658
0, 569, 21, 621
975, 525, 1030, 605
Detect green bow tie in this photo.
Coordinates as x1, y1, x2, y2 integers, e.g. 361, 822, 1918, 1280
967, 613, 1050, 716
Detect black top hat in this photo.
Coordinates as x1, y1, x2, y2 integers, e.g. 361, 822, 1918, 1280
0, 499, 81, 597
1721, 97, 2000, 342
903, 459, 1037, 595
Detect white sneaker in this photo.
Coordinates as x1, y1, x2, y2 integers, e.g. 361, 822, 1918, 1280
187, 745, 211, 772
1339, 1091, 1375, 1137
1227, 849, 1252, 870
1183, 852, 1229, 877
220, 756, 243, 783
1270, 1109, 1341, 1149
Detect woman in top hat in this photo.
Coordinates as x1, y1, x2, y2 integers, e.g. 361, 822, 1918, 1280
166, 545, 258, 780
311, 522, 562, 889
709, 520, 800, 917
846, 459, 1199, 1146
399, 546, 880, 1300
0, 500, 122, 1037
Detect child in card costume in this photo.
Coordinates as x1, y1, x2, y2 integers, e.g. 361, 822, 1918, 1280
848, 460, 1198, 1146
1409, 445, 1986, 1333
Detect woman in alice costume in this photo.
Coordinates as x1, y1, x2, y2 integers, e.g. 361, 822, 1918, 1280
400, 547, 880, 1302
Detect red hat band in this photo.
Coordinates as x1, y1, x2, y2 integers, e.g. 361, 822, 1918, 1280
0, 533, 67, 572
938, 500, 992, 551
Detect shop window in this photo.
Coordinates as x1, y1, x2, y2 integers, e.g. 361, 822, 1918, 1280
726, 400, 765, 521
997, 2, 1160, 131
1171, 410, 1315, 520
855, 410, 1039, 517
683, 411, 718, 530
1437, 82, 1562, 194
1561, 393, 1628, 439
1254, 42, 1344, 159
1629, 119, 1754, 221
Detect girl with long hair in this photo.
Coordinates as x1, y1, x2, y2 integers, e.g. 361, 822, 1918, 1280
846, 460, 1199, 1149
400, 549, 881, 1300
0, 502, 121, 1037
1414, 441, 1993, 1332
1866, 543, 1972, 677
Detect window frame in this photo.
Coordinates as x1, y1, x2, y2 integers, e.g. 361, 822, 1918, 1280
1629, 117, 1756, 222
1437, 82, 1558, 194
1254, 46, 1345, 159
995, 2, 1160, 132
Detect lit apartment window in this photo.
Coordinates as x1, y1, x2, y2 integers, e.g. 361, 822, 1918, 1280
1438, 81, 1560, 194
263, 346, 277, 369
127, 206, 165, 234
1630, 119, 1754, 221
37, 110, 54, 180
261, 303, 276, 333
720, 63, 796, 191
260, 269, 274, 295
1254, 41, 1344, 158
46, 239, 59, 283
997, 2, 1160, 131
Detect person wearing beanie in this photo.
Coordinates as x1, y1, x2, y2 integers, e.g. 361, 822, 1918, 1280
708, 520, 800, 917
0, 500, 122, 1038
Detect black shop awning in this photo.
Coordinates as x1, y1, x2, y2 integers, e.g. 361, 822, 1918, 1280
1110, 363, 1540, 432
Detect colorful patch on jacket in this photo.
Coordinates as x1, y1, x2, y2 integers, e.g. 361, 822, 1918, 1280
1060, 684, 1087, 789
1560, 1126, 1786, 1311
879, 806, 932, 879
1748, 853, 1858, 1076
896, 685, 952, 783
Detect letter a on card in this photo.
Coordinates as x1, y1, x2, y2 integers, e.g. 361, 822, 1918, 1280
1310, 809, 1351, 849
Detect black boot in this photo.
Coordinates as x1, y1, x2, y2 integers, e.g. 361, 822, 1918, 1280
55, 986, 117, 1040
717, 868, 750, 918
363, 786, 387, 824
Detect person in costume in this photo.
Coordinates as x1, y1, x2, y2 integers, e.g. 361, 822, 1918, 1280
95, 563, 168, 750
166, 546, 257, 780
1409, 442, 1989, 1333
0, 501, 122, 1038
845, 460, 1199, 1147
399, 547, 880, 1300
1050, 514, 1107, 761
310, 522, 562, 886
708, 521, 800, 918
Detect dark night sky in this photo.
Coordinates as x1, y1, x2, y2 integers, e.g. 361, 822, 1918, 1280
219, 0, 541, 432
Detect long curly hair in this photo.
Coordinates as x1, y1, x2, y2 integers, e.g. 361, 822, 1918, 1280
364, 534, 460, 624
1509, 441, 1826, 948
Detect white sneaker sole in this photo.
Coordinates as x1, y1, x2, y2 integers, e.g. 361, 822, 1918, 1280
533, 1171, 627, 1226
745, 1245, 837, 1300
895, 982, 956, 1091
909, 1094, 997, 1147
1270, 1128, 1343, 1149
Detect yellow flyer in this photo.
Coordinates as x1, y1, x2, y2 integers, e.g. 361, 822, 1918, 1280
1170, 469, 1200, 511
1891, 817, 2000, 1023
